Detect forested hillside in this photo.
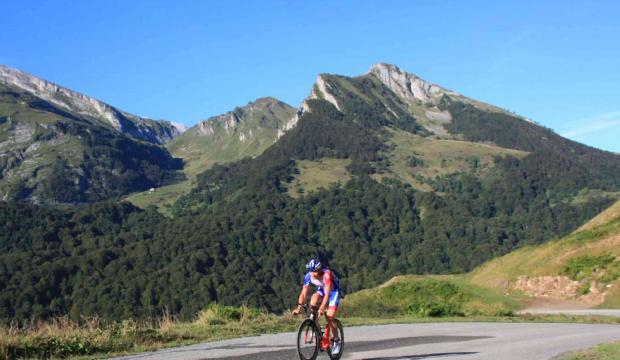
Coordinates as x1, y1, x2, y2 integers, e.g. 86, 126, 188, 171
125, 97, 296, 211
1, 64, 620, 323
0, 68, 184, 204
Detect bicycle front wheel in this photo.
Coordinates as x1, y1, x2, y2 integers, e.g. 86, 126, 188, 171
327, 318, 344, 360
297, 319, 320, 360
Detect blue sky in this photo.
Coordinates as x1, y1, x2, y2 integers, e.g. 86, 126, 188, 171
1, 0, 619, 152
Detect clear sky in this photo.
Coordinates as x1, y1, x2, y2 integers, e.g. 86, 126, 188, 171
2, 0, 619, 152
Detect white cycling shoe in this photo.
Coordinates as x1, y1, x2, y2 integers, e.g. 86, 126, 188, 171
331, 338, 341, 354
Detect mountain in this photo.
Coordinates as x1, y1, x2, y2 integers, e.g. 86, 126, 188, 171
124, 97, 297, 212
166, 97, 296, 177
469, 199, 620, 308
0, 65, 185, 144
0, 65, 183, 203
2, 63, 620, 322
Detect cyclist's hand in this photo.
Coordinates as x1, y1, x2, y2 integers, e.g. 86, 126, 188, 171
292, 306, 302, 316
319, 306, 326, 316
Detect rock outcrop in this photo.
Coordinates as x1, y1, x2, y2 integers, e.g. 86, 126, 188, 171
0, 64, 183, 144
368, 63, 457, 105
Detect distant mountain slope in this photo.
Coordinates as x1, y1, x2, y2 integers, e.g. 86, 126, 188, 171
0, 66, 184, 203
124, 97, 297, 212
0, 65, 184, 144
469, 199, 620, 308
167, 97, 296, 176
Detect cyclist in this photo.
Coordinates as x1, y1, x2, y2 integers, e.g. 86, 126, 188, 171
293, 258, 342, 353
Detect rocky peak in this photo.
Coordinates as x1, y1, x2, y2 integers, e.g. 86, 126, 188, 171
368, 63, 456, 105
195, 97, 295, 139
0, 64, 125, 129
308, 75, 342, 111
0, 64, 184, 143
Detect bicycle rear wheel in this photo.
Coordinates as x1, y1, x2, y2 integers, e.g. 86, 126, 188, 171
327, 318, 344, 360
297, 319, 320, 360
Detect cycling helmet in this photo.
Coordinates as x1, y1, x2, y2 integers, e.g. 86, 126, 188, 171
306, 258, 322, 272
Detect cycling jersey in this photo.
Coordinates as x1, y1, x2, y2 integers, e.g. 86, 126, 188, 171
303, 268, 340, 292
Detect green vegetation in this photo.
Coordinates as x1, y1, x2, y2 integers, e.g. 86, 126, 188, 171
562, 254, 620, 283
0, 305, 294, 360
2, 93, 618, 323
0, 84, 183, 204
124, 178, 195, 216
469, 200, 620, 305
123, 98, 299, 211
441, 97, 620, 192
2, 294, 619, 359
558, 340, 620, 360
287, 158, 351, 197
374, 128, 528, 190
339, 275, 519, 318
3, 65, 620, 329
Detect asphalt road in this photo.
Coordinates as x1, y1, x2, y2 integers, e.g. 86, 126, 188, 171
519, 309, 620, 317
113, 322, 620, 360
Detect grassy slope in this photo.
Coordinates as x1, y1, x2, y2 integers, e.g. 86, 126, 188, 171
468, 200, 620, 307
339, 275, 521, 318
283, 127, 529, 195
287, 158, 351, 197
125, 99, 296, 212
375, 128, 529, 190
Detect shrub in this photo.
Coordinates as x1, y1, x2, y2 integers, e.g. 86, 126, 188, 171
562, 254, 617, 281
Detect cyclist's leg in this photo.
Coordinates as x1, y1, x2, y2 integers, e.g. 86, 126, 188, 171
309, 291, 323, 310
325, 290, 341, 340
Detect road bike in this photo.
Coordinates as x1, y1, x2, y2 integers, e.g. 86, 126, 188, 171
295, 304, 344, 360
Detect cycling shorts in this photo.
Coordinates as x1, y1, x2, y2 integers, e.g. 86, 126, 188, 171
317, 289, 341, 310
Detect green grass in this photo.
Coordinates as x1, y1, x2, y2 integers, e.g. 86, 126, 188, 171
125, 99, 296, 212
339, 275, 521, 318
468, 200, 620, 307
558, 340, 620, 360
123, 178, 194, 216
4, 301, 620, 360
469, 208, 620, 288
562, 254, 620, 283
287, 158, 351, 197
375, 128, 528, 191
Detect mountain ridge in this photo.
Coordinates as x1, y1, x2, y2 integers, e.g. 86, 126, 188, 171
0, 64, 184, 144
2, 62, 620, 322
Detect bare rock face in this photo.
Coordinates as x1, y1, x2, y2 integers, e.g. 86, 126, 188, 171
198, 120, 215, 136
0, 64, 184, 144
368, 63, 457, 105
0, 64, 124, 129
224, 113, 241, 133
277, 107, 304, 139
310, 75, 342, 111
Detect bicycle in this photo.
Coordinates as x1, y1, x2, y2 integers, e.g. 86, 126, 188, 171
294, 304, 344, 360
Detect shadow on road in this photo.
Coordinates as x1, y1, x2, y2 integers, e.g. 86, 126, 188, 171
206, 335, 489, 359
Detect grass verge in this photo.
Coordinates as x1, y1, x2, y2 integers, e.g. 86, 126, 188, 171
557, 340, 620, 360
3, 303, 620, 359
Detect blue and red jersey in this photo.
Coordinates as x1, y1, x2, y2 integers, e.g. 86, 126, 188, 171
303, 268, 340, 293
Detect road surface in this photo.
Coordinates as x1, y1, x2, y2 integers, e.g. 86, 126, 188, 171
519, 309, 620, 317
113, 322, 620, 360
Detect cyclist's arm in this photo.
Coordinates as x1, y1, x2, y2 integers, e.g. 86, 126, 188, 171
295, 273, 312, 311
297, 285, 309, 306
319, 271, 334, 311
